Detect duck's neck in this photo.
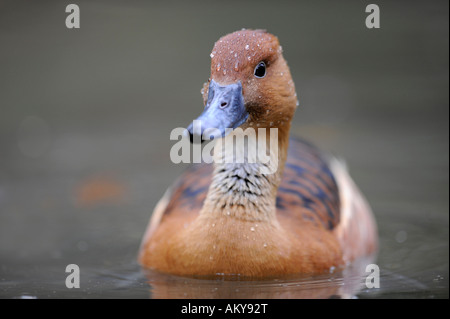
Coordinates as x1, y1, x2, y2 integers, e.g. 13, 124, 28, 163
199, 125, 290, 222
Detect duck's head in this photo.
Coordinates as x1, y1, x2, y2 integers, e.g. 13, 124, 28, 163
187, 29, 298, 141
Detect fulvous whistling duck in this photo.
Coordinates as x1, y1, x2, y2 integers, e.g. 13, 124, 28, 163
139, 29, 377, 277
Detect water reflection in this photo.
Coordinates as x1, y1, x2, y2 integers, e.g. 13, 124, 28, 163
143, 255, 376, 299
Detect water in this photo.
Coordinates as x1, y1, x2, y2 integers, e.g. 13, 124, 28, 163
0, 0, 448, 298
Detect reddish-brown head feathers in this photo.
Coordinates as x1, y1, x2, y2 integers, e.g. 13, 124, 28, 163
202, 29, 298, 133
210, 29, 279, 83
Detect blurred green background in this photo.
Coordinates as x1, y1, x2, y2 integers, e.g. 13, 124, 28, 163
0, 0, 448, 298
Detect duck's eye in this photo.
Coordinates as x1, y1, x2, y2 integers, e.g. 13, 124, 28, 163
254, 61, 266, 78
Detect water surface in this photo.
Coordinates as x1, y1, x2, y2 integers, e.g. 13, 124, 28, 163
0, 0, 448, 299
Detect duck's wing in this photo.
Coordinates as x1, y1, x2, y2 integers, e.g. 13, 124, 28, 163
329, 157, 378, 262
277, 138, 341, 230
278, 137, 377, 261
140, 163, 213, 246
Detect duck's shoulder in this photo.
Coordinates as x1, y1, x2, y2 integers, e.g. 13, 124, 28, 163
159, 163, 212, 219
277, 137, 341, 230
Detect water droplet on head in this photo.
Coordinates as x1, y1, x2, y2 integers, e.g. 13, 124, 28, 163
247, 56, 251, 61
245, 44, 250, 50
216, 63, 221, 72
210, 53, 214, 58
234, 61, 239, 71
250, 227, 255, 232
263, 243, 268, 248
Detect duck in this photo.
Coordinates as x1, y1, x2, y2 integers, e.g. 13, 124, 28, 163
139, 29, 377, 278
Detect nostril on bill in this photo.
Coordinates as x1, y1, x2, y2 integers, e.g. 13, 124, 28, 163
188, 130, 204, 144
220, 101, 228, 108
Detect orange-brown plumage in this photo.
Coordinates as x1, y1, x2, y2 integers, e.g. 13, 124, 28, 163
139, 29, 377, 277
